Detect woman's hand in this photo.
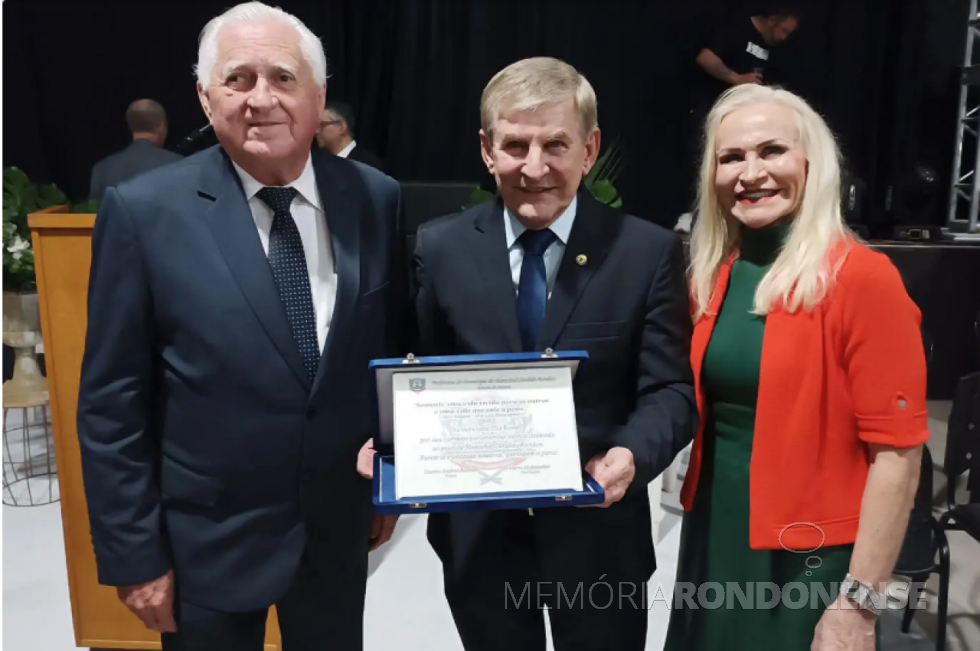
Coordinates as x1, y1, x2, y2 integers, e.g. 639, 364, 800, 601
811, 595, 876, 651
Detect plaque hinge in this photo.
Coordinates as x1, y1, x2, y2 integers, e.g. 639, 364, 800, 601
402, 353, 421, 364
541, 348, 558, 359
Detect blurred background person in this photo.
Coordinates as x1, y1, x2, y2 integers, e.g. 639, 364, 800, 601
694, 4, 803, 115
676, 3, 803, 233
89, 99, 182, 201
315, 100, 385, 172
665, 84, 926, 650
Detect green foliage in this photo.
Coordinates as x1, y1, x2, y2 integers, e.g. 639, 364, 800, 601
71, 198, 101, 214
3, 167, 72, 292
461, 140, 625, 210
462, 186, 497, 211
583, 140, 624, 209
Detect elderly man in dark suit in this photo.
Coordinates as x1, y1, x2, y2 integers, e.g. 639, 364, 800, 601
360, 57, 697, 650
77, 2, 404, 650
89, 99, 183, 201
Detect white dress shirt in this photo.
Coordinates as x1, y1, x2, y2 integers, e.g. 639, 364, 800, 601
337, 140, 357, 159
232, 156, 337, 354
504, 196, 578, 299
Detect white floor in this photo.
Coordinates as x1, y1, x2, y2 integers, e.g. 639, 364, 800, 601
3, 403, 978, 650
1, 479, 682, 651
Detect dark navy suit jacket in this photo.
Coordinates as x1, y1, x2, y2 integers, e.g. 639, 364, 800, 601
77, 145, 405, 612
414, 192, 697, 586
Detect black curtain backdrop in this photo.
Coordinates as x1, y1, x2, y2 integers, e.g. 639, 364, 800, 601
2, 0, 967, 229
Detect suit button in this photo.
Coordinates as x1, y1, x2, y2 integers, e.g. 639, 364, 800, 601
307, 408, 317, 420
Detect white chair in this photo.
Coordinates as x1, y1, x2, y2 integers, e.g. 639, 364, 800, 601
661, 443, 691, 494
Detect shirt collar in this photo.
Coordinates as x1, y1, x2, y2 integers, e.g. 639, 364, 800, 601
504, 195, 578, 249
232, 154, 321, 211
337, 140, 357, 159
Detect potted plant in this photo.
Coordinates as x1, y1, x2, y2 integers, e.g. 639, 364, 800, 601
2, 167, 69, 404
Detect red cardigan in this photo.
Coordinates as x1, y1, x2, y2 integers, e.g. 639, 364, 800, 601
680, 240, 930, 551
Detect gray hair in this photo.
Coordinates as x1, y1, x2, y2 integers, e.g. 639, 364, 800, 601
195, 1, 327, 88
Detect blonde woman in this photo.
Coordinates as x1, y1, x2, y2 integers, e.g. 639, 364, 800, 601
663, 85, 927, 651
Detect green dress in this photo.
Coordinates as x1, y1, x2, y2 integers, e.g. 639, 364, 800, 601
663, 224, 865, 651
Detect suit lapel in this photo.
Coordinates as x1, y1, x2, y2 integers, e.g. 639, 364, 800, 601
537, 192, 622, 349
199, 147, 311, 389
310, 151, 362, 396
472, 199, 523, 352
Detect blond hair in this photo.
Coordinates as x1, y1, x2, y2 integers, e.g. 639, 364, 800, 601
689, 85, 854, 320
480, 57, 597, 141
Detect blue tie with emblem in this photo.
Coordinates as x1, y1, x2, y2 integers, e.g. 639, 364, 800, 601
516, 228, 558, 352
257, 186, 319, 384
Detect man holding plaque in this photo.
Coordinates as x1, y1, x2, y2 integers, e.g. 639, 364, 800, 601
404, 57, 696, 650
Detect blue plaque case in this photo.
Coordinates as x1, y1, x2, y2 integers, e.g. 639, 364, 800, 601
368, 350, 605, 515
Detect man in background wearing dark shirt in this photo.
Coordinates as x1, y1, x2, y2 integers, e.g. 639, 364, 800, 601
675, 4, 801, 233
694, 5, 802, 115
89, 99, 182, 201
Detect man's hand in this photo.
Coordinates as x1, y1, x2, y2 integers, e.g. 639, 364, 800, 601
370, 514, 399, 550
117, 570, 177, 633
811, 596, 876, 651
357, 438, 375, 479
734, 71, 764, 85
584, 447, 636, 507
359, 440, 397, 549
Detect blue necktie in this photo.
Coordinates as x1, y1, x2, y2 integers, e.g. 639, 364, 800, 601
257, 186, 319, 383
516, 228, 557, 352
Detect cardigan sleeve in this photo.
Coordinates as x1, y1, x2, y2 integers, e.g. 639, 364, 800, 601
841, 253, 930, 448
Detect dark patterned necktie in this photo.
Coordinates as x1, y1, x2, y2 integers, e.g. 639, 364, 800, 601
516, 228, 557, 352
256, 186, 319, 383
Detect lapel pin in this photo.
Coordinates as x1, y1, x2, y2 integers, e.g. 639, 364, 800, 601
576, 254, 587, 266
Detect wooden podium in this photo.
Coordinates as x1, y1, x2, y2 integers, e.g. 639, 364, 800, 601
29, 206, 281, 650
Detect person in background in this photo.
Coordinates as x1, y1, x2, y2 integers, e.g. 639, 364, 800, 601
695, 4, 802, 111
315, 100, 385, 172
77, 2, 404, 649
664, 84, 926, 651
677, 4, 802, 234
89, 99, 183, 201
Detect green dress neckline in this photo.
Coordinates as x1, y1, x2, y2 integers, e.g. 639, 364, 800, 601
737, 221, 791, 266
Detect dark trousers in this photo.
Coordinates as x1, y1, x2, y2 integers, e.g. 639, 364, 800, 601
442, 510, 648, 651
161, 550, 363, 651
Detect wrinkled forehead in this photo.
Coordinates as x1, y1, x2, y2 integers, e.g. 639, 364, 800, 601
490, 98, 583, 141
213, 20, 307, 76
